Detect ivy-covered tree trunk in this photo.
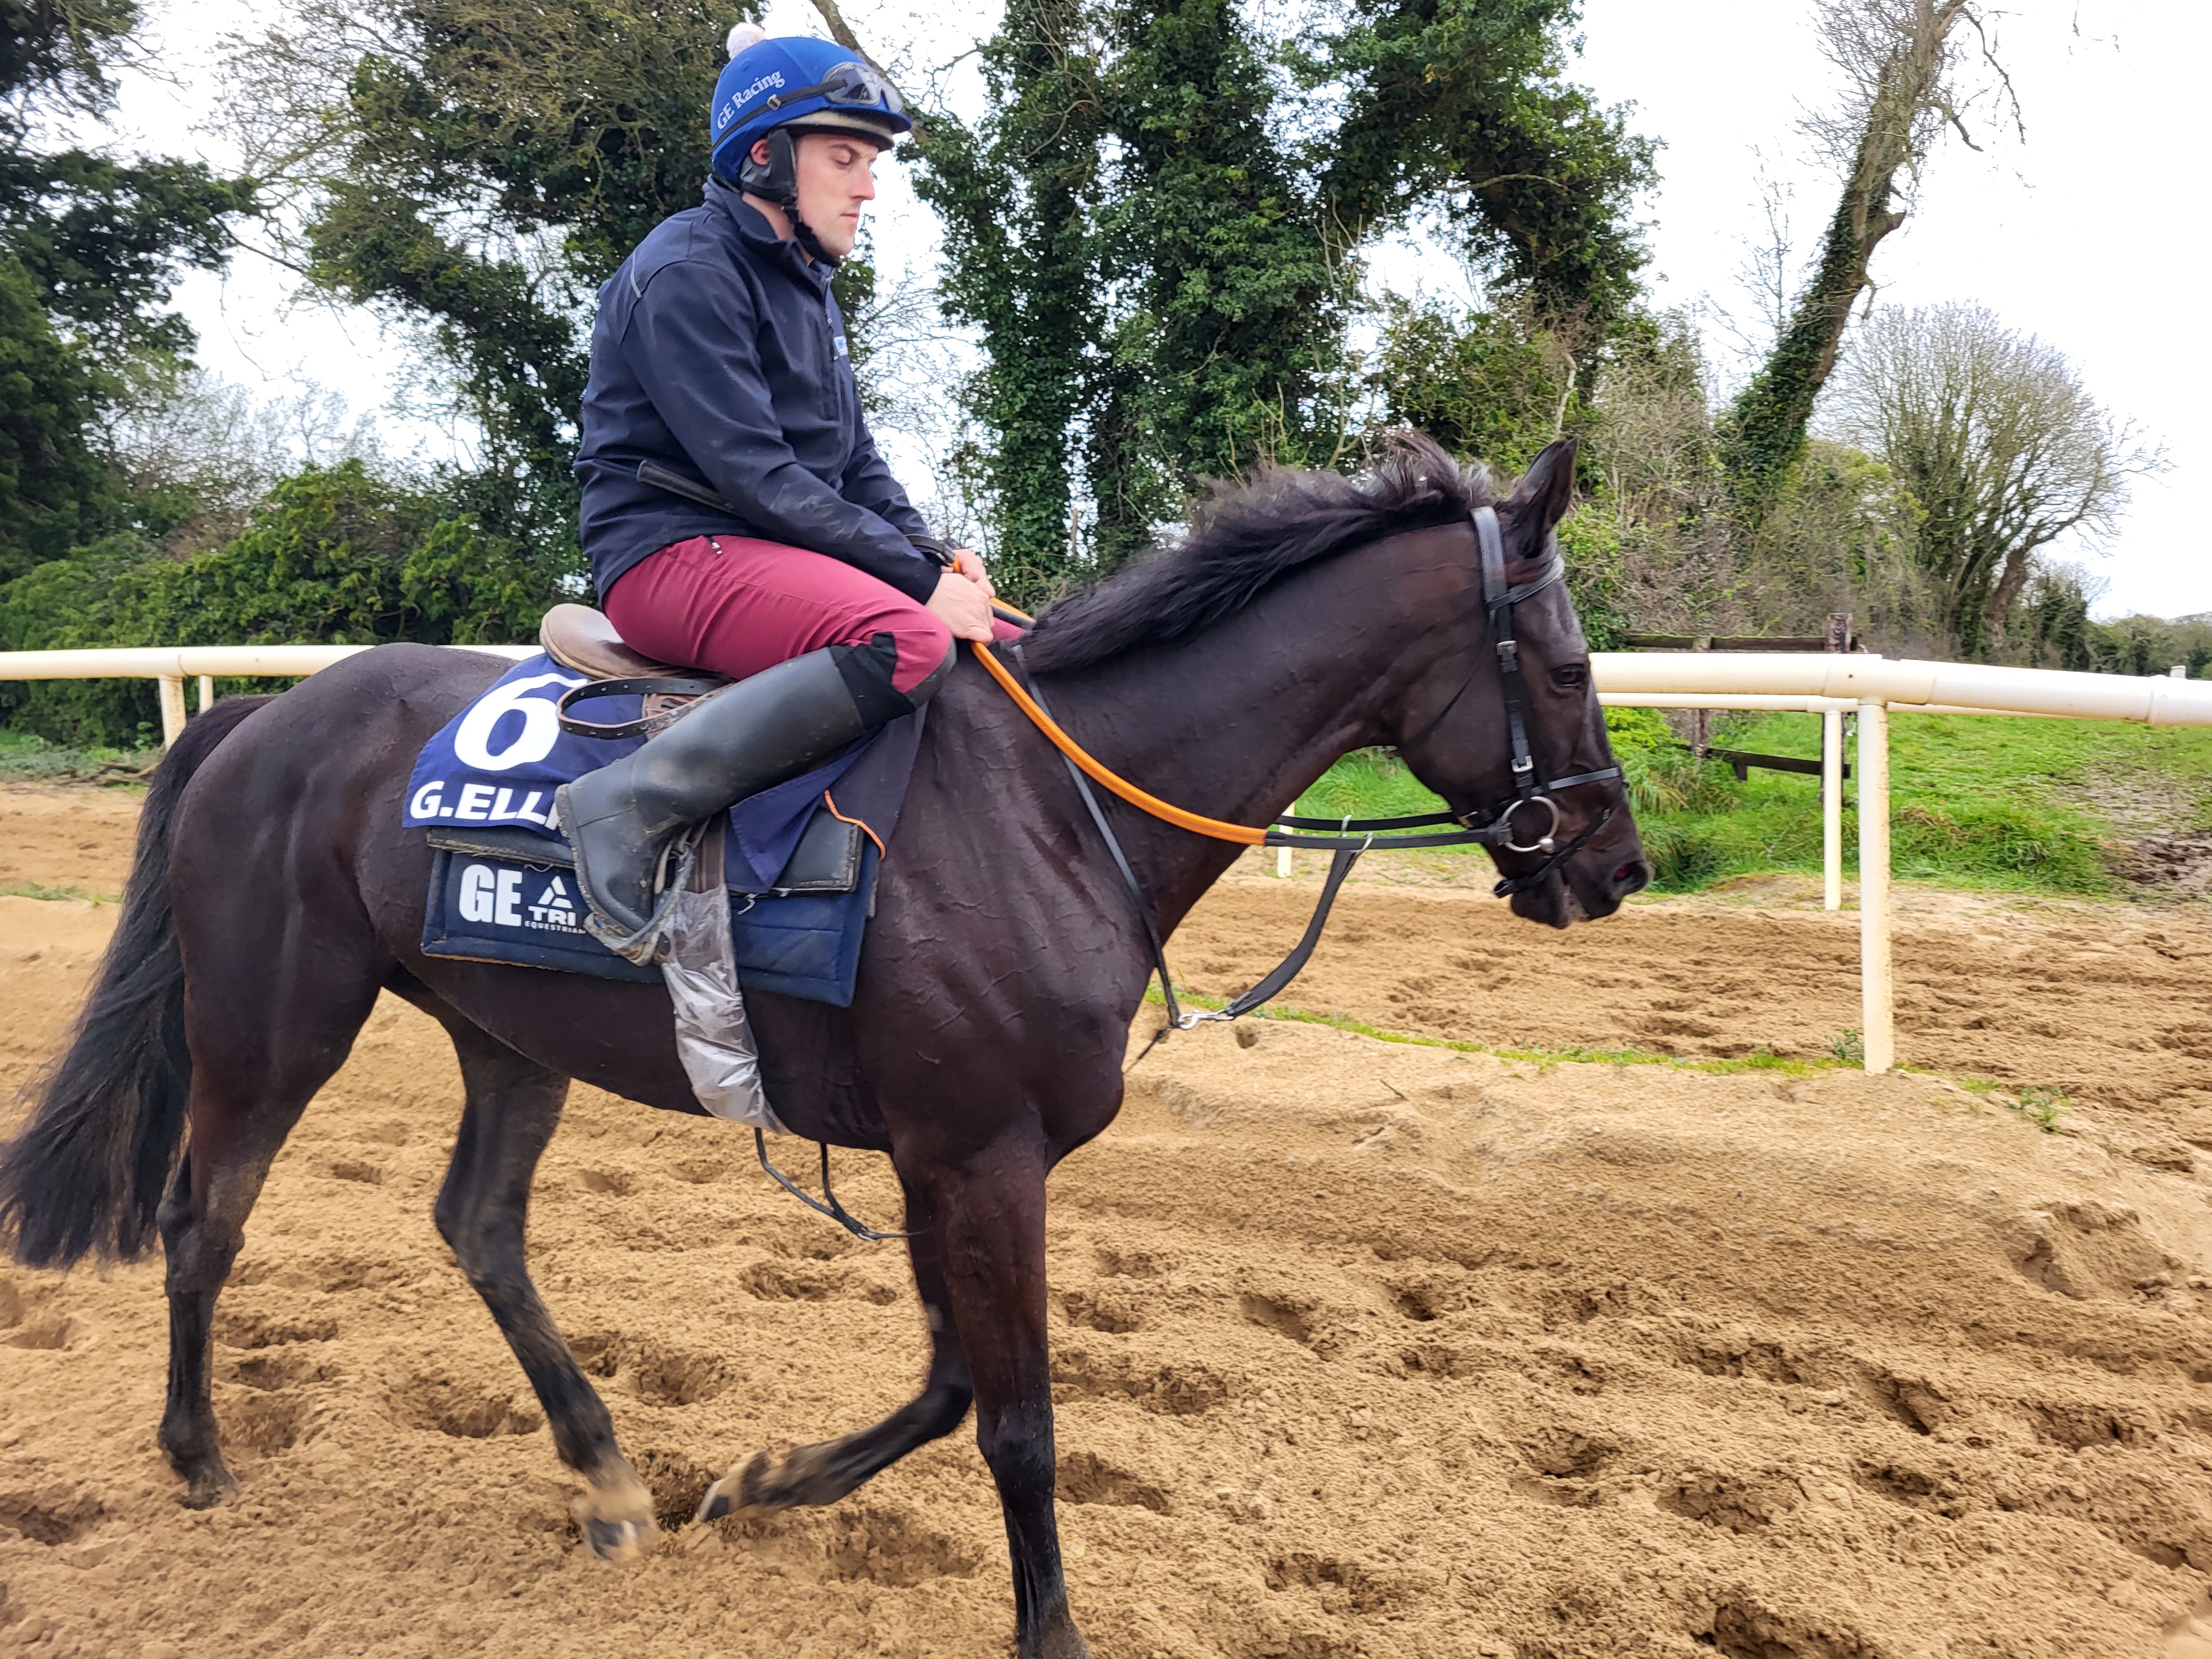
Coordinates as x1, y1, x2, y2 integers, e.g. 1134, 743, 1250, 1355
912, 0, 1105, 603
1717, 131, 1907, 523
920, 0, 1650, 593
1718, 0, 1980, 523
1089, 0, 1339, 556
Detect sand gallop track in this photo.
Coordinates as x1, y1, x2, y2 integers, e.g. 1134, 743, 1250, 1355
5, 787, 2212, 1659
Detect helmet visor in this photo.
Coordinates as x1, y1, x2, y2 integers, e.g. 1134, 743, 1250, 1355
768, 61, 904, 118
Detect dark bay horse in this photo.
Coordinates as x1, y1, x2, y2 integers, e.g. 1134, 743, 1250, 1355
1, 434, 1645, 1659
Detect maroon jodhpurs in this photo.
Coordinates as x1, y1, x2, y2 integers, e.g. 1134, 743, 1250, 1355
605, 534, 952, 698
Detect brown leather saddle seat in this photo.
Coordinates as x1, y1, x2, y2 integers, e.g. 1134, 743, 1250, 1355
538, 603, 731, 687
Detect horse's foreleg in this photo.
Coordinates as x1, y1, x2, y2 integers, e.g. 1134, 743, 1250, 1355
919, 1147, 1091, 1659
697, 1176, 973, 1520
432, 1025, 654, 1562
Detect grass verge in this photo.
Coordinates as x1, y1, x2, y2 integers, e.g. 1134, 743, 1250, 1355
1141, 983, 1846, 1077
1140, 985, 2083, 1121
1294, 707, 2212, 898
0, 880, 118, 904
0, 728, 156, 786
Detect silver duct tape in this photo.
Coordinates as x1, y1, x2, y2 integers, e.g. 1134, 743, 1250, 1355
659, 881, 786, 1133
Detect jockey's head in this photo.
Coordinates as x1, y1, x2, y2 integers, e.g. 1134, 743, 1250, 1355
709, 27, 910, 264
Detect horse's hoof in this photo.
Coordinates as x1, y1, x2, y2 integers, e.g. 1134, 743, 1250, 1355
1037, 1623, 1094, 1659
695, 1448, 771, 1522
696, 1441, 844, 1521
573, 1470, 658, 1563
179, 1463, 238, 1511
582, 1515, 655, 1563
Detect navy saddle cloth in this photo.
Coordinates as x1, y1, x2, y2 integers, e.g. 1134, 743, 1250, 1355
406, 652, 920, 1006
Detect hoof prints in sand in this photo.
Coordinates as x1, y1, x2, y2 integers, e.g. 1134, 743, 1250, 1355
8, 820, 2212, 1654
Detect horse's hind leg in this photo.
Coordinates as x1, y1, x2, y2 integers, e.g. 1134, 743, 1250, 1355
430, 1021, 655, 1561
157, 952, 386, 1505
697, 1175, 972, 1519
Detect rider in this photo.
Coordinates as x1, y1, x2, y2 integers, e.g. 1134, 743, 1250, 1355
560, 25, 995, 959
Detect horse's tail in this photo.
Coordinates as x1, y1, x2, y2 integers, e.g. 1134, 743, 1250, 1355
1, 696, 274, 1267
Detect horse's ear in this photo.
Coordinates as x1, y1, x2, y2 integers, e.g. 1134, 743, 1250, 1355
1505, 437, 1579, 542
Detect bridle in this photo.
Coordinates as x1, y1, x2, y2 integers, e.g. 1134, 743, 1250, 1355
975, 502, 1625, 1044
1369, 503, 1623, 895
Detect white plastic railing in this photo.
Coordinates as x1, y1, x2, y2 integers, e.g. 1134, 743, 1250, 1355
0, 643, 539, 749
1596, 651, 2212, 725
1601, 654, 2212, 1074
1, 642, 2201, 1074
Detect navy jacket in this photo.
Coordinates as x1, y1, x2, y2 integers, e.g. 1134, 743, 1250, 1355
574, 182, 938, 604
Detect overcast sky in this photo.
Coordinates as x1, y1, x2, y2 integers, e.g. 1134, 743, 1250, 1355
109, 0, 2208, 619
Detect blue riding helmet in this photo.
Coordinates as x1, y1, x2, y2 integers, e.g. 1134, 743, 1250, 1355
709, 34, 909, 185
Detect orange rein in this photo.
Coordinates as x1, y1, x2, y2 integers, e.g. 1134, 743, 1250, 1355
969, 611, 1266, 847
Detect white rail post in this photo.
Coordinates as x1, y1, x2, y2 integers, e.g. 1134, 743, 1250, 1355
1856, 700, 1893, 1073
1275, 846, 1293, 879
1821, 708, 1843, 911
197, 674, 216, 712
158, 675, 187, 747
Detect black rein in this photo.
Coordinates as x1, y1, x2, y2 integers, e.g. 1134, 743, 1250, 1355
1009, 503, 1622, 1053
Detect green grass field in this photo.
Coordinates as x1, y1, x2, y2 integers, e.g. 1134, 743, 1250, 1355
0, 728, 154, 785
1295, 708, 2212, 897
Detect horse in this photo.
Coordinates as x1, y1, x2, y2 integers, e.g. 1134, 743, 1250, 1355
0, 433, 1646, 1659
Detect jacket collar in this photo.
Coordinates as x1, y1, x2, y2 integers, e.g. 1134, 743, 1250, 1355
705, 180, 828, 291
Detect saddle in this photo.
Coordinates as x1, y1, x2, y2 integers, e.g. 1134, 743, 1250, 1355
539, 603, 728, 738
539, 603, 731, 686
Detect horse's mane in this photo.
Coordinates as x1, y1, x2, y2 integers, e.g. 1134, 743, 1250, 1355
1023, 431, 1495, 675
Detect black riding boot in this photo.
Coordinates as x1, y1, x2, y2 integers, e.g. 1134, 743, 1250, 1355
556, 648, 868, 962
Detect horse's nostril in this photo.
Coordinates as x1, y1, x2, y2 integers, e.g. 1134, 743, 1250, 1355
1613, 860, 1650, 893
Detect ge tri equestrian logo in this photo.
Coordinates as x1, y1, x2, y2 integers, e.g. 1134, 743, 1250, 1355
457, 864, 585, 934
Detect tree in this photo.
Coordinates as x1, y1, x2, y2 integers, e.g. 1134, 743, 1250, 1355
913, 0, 1109, 596
1, 460, 559, 742
1719, 0, 2011, 520
0, 252, 109, 579
1825, 302, 2159, 658
223, 0, 758, 564
101, 364, 389, 556
912, 0, 1652, 602
0, 148, 253, 363
0, 0, 256, 582
1316, 0, 1655, 325
2, 0, 137, 119
1373, 292, 1580, 476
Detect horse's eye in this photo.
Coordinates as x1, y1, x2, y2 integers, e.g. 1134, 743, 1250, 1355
1551, 662, 1589, 690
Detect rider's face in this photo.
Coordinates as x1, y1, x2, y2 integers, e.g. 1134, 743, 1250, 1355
790, 133, 879, 258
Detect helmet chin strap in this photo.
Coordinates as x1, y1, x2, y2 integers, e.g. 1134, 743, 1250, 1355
737, 128, 841, 267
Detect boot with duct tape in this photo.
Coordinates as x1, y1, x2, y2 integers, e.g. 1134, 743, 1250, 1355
555, 649, 867, 963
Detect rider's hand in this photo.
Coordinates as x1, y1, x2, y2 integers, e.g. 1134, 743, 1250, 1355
927, 570, 995, 644
950, 546, 995, 599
